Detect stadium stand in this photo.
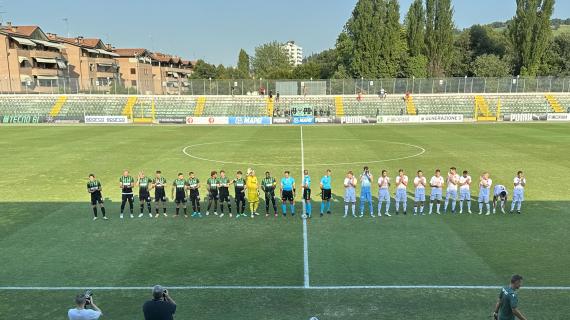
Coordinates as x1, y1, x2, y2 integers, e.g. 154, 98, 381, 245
1, 93, 570, 121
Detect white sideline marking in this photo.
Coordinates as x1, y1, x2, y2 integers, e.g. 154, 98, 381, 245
300, 126, 310, 289
1, 285, 569, 291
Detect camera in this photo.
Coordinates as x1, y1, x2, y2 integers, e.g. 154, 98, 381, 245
162, 289, 168, 298
83, 290, 93, 305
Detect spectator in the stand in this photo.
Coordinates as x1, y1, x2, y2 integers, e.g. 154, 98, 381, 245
276, 91, 280, 102
379, 88, 386, 99
269, 90, 273, 99
400, 107, 405, 115
357, 90, 363, 102
143, 285, 176, 320
303, 85, 308, 97
405, 91, 411, 101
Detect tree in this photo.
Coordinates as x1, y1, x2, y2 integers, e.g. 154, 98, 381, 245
237, 49, 250, 78
471, 54, 512, 77
404, 55, 429, 78
304, 48, 338, 79
189, 60, 218, 79
378, 0, 404, 77
508, 0, 555, 76
292, 61, 322, 79
425, 0, 455, 76
251, 41, 292, 79
405, 0, 426, 57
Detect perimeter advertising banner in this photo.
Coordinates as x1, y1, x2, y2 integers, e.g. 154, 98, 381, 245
334, 116, 378, 124
84, 116, 129, 124
377, 115, 464, 124
228, 117, 272, 125
503, 114, 548, 122
1, 115, 45, 124
292, 116, 315, 124
185, 117, 229, 125
547, 113, 570, 121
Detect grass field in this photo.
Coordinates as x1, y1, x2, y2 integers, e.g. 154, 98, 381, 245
0, 123, 569, 319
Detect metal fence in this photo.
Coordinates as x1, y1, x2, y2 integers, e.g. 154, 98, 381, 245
2, 76, 570, 95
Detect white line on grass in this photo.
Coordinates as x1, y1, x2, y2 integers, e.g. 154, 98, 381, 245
300, 126, 310, 289
1, 285, 570, 291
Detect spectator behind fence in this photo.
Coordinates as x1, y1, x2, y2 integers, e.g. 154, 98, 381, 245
68, 292, 102, 320
143, 285, 176, 320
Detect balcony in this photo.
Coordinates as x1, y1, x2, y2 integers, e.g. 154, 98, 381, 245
31, 68, 65, 77
27, 50, 64, 59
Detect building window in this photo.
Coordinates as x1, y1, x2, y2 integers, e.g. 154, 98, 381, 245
130, 68, 136, 75
131, 80, 137, 86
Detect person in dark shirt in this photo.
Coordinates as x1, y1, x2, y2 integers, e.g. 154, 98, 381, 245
143, 285, 176, 320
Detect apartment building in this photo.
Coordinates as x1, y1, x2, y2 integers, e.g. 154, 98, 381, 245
150, 52, 193, 95
283, 41, 303, 67
0, 23, 69, 93
113, 48, 154, 94
48, 34, 119, 92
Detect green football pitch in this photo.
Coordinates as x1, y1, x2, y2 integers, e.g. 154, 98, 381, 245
0, 123, 569, 319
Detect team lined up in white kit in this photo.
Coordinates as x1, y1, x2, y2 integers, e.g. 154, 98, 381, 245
341, 167, 527, 217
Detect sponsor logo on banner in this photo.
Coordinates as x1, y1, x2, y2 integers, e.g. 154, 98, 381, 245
158, 118, 186, 124
336, 116, 377, 124
228, 117, 272, 125
185, 117, 229, 125
547, 113, 570, 121
84, 116, 129, 124
314, 117, 334, 124
293, 116, 315, 124
377, 115, 420, 124
54, 119, 81, 124
272, 117, 291, 124
503, 114, 547, 122
1, 115, 44, 124
418, 114, 464, 123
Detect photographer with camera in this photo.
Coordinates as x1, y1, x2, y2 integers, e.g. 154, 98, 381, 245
68, 290, 102, 320
143, 285, 176, 320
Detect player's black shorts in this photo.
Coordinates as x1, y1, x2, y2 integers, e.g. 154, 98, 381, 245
208, 189, 219, 200
494, 192, 507, 200
303, 188, 311, 201
321, 189, 332, 200
219, 188, 230, 202
175, 191, 186, 204
189, 189, 200, 200
282, 190, 294, 201
264, 188, 275, 198
154, 188, 166, 202
235, 191, 245, 200
139, 190, 151, 202
122, 194, 133, 202
90, 192, 103, 205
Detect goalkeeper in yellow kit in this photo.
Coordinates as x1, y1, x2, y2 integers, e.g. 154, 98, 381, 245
246, 168, 260, 218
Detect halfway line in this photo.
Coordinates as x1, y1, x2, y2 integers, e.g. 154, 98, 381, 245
300, 126, 310, 289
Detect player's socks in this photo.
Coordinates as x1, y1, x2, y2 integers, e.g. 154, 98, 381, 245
93, 207, 98, 217
444, 200, 449, 212
429, 203, 433, 213
351, 204, 356, 216
228, 204, 232, 213
479, 202, 483, 213
486, 203, 491, 213
175, 208, 180, 216
414, 207, 418, 214
140, 204, 144, 213
420, 206, 424, 214
320, 202, 325, 214
395, 202, 400, 213
511, 201, 516, 212
436, 203, 441, 213
290, 204, 295, 215
451, 201, 456, 212
306, 202, 311, 215
517, 202, 522, 211
163, 207, 167, 214
282, 204, 287, 214
326, 201, 331, 212
344, 204, 348, 217
467, 201, 471, 212
100, 207, 106, 217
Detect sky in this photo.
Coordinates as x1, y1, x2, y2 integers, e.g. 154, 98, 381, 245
3, 0, 570, 66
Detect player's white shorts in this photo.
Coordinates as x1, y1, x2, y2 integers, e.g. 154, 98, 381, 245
344, 189, 356, 203
446, 189, 458, 200
478, 189, 490, 203
414, 189, 425, 202
378, 188, 390, 202
459, 189, 471, 201
513, 189, 524, 202
430, 188, 443, 201
395, 188, 407, 202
